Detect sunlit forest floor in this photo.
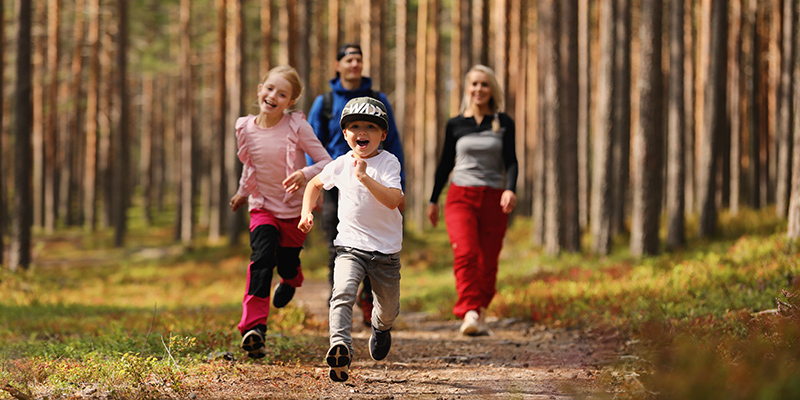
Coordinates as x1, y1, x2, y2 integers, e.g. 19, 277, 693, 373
1, 207, 799, 399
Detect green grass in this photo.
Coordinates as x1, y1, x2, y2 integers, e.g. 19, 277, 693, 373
2, 206, 800, 399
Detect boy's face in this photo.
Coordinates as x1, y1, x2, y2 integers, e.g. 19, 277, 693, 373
343, 120, 387, 159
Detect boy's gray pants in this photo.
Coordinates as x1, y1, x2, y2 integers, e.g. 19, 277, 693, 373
329, 246, 401, 354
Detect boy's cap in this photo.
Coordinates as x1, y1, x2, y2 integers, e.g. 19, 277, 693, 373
340, 97, 388, 131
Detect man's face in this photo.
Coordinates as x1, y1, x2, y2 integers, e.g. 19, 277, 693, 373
336, 48, 364, 83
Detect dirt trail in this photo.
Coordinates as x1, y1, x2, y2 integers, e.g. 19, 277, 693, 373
200, 279, 621, 400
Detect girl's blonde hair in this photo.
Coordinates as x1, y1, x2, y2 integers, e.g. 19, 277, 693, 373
459, 64, 504, 115
261, 65, 304, 103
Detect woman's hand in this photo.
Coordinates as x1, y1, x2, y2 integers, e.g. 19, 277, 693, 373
500, 190, 516, 214
427, 203, 440, 227
283, 170, 307, 194
230, 194, 247, 211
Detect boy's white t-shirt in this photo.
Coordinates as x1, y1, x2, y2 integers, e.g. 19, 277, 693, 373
317, 150, 403, 254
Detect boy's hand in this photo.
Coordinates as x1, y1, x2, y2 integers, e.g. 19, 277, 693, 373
230, 194, 247, 211
283, 170, 307, 194
353, 159, 368, 180
298, 213, 314, 233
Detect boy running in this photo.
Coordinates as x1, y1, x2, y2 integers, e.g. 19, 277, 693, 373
298, 97, 403, 382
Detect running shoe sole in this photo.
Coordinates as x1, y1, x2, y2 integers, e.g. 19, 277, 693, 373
241, 329, 266, 359
326, 343, 351, 382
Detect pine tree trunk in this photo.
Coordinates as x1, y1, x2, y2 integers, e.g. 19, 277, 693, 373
746, 0, 761, 209
424, 0, 441, 226
729, 0, 743, 214
261, 0, 271, 77
11, 0, 33, 271
209, 0, 227, 242
412, 0, 428, 228
64, 0, 86, 226
559, 1, 580, 252
775, 0, 795, 217
611, 0, 631, 236
32, 1, 44, 229
179, 0, 193, 244
532, 3, 546, 246
84, 0, 100, 230
591, 0, 616, 255
226, 0, 245, 245
0, 0, 4, 266
44, 0, 61, 233
541, 0, 561, 254
698, 0, 727, 238
667, 0, 687, 249
684, 0, 696, 213
788, 7, 800, 240
631, 0, 664, 256
113, 0, 130, 247
140, 76, 153, 224
471, 0, 488, 65
577, 0, 591, 229
395, 0, 407, 136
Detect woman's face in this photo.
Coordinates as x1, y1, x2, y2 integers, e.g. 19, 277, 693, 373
466, 70, 492, 109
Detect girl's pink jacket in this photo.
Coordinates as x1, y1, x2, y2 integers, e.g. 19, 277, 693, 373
235, 112, 332, 218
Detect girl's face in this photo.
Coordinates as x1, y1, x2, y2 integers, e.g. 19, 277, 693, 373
466, 70, 493, 109
257, 74, 295, 117
343, 120, 386, 159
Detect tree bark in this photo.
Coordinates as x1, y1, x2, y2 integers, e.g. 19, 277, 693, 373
11, 0, 33, 271
729, 0, 743, 214
745, 0, 761, 209
559, 0, 580, 252
631, 0, 664, 256
209, 0, 227, 242
541, 0, 561, 255
591, 0, 616, 255
684, 0, 696, 213
775, 0, 795, 217
261, 0, 271, 77
577, 0, 591, 229
612, 0, 631, 236
698, 0, 727, 238
412, 0, 428, 228
0, 0, 5, 266
788, 3, 800, 240
45, 0, 61, 233
395, 0, 407, 135
179, 0, 193, 244
667, 0, 687, 249
226, 0, 245, 245
113, 0, 130, 247
84, 0, 100, 230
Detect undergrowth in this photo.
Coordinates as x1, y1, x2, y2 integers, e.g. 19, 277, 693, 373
1, 206, 799, 399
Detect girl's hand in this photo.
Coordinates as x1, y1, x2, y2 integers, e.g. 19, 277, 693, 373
283, 170, 307, 194
298, 213, 314, 233
427, 203, 440, 227
230, 194, 247, 211
500, 190, 516, 214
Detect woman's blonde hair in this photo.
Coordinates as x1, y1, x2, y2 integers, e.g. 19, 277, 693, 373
459, 64, 504, 115
261, 65, 304, 103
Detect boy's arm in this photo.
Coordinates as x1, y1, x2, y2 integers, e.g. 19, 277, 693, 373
298, 175, 324, 233
354, 160, 403, 210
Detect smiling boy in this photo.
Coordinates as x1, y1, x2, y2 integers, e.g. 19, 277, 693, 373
298, 97, 404, 382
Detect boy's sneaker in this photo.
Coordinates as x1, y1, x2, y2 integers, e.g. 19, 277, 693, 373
272, 282, 295, 308
369, 326, 392, 361
326, 342, 351, 382
241, 326, 267, 359
459, 309, 487, 336
357, 288, 374, 327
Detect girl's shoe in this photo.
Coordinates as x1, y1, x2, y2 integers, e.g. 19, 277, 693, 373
241, 327, 267, 359
272, 283, 295, 308
326, 342, 351, 382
